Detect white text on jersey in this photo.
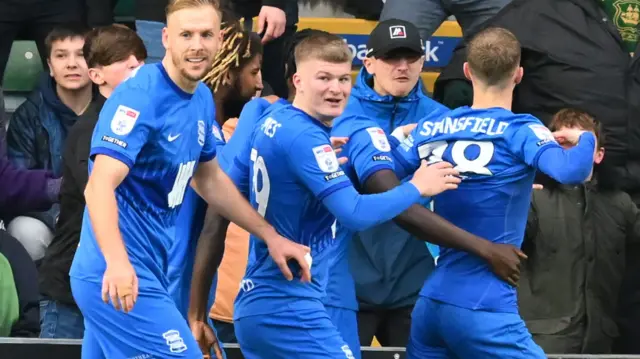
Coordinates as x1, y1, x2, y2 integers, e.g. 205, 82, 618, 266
261, 117, 281, 138
420, 117, 510, 137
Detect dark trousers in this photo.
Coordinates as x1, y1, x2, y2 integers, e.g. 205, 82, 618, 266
357, 305, 413, 347
212, 318, 237, 344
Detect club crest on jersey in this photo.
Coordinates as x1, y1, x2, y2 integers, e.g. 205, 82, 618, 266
198, 120, 205, 146
110, 105, 139, 136
529, 124, 555, 146
212, 124, 223, 141
366, 127, 391, 152
313, 144, 339, 173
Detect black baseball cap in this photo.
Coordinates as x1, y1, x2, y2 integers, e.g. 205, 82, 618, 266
366, 19, 425, 58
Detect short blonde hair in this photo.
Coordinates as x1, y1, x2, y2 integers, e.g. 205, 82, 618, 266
467, 27, 521, 88
166, 0, 221, 17
294, 31, 351, 65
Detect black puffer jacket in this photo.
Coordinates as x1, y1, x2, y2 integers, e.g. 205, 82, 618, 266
434, 0, 640, 195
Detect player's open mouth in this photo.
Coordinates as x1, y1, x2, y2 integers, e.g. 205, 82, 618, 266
325, 99, 342, 105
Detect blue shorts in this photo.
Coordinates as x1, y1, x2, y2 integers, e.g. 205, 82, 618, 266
408, 297, 546, 359
235, 307, 354, 359
71, 278, 202, 359
326, 306, 361, 359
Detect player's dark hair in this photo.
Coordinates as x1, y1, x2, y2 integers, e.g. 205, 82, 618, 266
294, 31, 351, 65
550, 108, 605, 148
284, 29, 333, 82
84, 25, 147, 69
466, 27, 521, 88
44, 23, 90, 59
203, 20, 263, 92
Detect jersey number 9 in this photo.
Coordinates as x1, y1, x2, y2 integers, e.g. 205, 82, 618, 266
251, 148, 270, 217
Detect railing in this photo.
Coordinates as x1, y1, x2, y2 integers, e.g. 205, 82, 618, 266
1, 338, 639, 359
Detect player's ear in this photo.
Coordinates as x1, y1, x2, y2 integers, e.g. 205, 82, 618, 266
292, 72, 302, 93
462, 62, 472, 81
162, 27, 169, 51
514, 66, 524, 85
594, 146, 605, 164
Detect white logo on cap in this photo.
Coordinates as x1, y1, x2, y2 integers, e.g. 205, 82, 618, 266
389, 25, 407, 39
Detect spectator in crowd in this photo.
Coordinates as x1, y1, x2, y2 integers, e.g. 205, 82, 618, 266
340, 19, 447, 348
37, 24, 146, 339
519, 109, 640, 355
431, 1, 640, 351
0, 0, 85, 85
5, 24, 93, 262
380, 0, 510, 41
172, 20, 263, 334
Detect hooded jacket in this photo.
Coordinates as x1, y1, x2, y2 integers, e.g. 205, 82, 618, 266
6, 74, 87, 228
344, 68, 447, 309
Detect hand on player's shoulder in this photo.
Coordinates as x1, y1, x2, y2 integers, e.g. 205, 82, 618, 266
410, 160, 461, 196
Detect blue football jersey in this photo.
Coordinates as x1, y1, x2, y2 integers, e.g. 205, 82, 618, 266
70, 63, 219, 291
218, 97, 288, 174
231, 105, 352, 319
326, 116, 397, 311
393, 106, 560, 313
169, 121, 226, 317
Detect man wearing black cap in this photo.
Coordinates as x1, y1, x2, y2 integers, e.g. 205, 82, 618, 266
329, 19, 448, 348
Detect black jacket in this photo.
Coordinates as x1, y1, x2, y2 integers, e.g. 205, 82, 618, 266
519, 181, 640, 354
434, 0, 640, 195
38, 94, 105, 306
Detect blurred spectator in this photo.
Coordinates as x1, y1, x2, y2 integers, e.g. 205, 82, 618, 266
431, 3, 640, 351
6, 24, 93, 261
380, 0, 510, 41
38, 24, 146, 339
1, 87, 6, 158
519, 109, 638, 354
0, 0, 85, 84
340, 20, 447, 347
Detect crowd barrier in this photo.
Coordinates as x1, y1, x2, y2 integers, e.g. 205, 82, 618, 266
2, 338, 640, 359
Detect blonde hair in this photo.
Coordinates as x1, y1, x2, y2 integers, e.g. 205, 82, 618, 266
166, 0, 220, 17
294, 32, 351, 65
466, 27, 521, 88
203, 20, 263, 92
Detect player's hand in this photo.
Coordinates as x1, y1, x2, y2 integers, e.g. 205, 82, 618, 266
331, 137, 349, 165
190, 319, 224, 359
102, 259, 138, 313
265, 234, 312, 282
256, 6, 286, 44
484, 243, 527, 287
552, 128, 586, 146
533, 184, 544, 190
410, 161, 461, 196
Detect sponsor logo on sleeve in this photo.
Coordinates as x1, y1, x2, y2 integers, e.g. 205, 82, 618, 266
197, 120, 205, 146
372, 154, 393, 162
110, 105, 140, 136
529, 124, 555, 146
324, 170, 345, 182
101, 135, 128, 148
313, 144, 340, 173
366, 127, 391, 152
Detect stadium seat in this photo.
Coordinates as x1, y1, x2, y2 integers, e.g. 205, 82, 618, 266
2, 41, 43, 93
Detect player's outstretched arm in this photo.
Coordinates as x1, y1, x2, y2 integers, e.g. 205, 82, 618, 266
188, 205, 228, 358
363, 168, 526, 286
84, 155, 138, 313
191, 158, 311, 282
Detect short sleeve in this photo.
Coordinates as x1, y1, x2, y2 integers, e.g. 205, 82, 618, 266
509, 121, 560, 167
287, 130, 351, 201
90, 91, 157, 168
348, 127, 395, 184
